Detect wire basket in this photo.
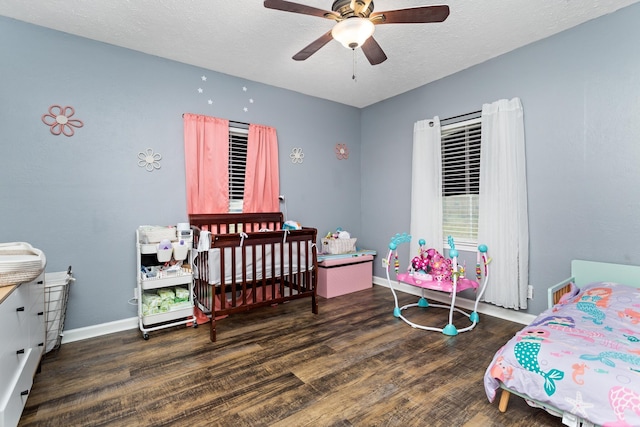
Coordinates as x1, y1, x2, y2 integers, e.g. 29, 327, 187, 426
45, 267, 75, 354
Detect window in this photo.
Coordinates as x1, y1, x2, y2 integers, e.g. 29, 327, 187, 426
228, 126, 248, 213
441, 116, 481, 249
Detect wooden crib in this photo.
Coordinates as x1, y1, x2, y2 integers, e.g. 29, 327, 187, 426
189, 212, 318, 342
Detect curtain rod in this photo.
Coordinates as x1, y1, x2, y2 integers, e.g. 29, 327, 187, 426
181, 113, 250, 127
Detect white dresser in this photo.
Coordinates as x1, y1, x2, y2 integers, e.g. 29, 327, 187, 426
0, 275, 46, 427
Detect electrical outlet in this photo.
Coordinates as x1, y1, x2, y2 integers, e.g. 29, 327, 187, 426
527, 285, 534, 299
133, 287, 139, 300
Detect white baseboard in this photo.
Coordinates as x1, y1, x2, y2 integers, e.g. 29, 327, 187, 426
60, 278, 535, 345
61, 317, 138, 345
373, 275, 536, 326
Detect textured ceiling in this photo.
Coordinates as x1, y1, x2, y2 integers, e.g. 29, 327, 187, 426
1, 0, 638, 108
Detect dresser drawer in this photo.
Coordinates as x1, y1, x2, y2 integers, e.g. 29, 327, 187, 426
0, 350, 33, 427
28, 278, 45, 313
0, 279, 44, 427
0, 287, 30, 387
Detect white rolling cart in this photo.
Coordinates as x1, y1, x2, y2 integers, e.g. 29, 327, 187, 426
136, 225, 196, 340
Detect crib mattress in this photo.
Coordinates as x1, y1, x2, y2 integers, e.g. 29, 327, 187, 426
206, 242, 313, 285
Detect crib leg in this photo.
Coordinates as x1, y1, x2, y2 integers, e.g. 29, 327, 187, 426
498, 390, 511, 412
210, 317, 217, 342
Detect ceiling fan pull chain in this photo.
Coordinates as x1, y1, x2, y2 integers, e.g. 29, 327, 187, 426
352, 49, 357, 82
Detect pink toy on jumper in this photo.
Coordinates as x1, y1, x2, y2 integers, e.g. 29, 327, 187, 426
411, 247, 453, 282
403, 243, 475, 293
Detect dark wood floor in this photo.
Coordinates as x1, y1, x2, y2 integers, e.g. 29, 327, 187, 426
20, 286, 560, 427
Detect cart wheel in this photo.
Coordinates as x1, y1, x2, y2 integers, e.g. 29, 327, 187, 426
143, 333, 149, 340
193, 322, 198, 328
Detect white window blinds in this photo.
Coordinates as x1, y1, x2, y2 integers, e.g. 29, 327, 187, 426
441, 117, 481, 245
228, 126, 248, 213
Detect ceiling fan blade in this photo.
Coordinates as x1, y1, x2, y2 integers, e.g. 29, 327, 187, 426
361, 37, 387, 65
292, 30, 334, 61
263, 0, 339, 20
371, 5, 450, 25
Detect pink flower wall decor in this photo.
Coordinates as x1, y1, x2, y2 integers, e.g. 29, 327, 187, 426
336, 143, 349, 160
41, 105, 84, 137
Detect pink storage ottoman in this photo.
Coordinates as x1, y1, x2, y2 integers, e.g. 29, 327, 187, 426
317, 255, 374, 298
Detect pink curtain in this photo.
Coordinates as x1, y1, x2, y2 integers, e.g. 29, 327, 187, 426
183, 114, 229, 214
243, 124, 280, 213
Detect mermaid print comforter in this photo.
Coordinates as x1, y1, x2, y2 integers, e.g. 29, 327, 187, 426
484, 282, 640, 427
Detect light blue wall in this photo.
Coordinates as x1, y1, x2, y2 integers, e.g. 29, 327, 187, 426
0, 17, 362, 329
361, 3, 640, 314
2, 3, 639, 329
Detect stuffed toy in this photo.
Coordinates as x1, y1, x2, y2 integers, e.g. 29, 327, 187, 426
411, 247, 452, 282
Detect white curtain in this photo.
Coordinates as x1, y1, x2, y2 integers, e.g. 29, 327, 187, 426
478, 98, 529, 309
410, 118, 443, 256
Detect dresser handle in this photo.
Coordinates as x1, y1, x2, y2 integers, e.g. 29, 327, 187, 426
21, 390, 29, 396
16, 306, 25, 312
16, 349, 25, 354
38, 311, 45, 316
37, 280, 43, 284
38, 343, 44, 347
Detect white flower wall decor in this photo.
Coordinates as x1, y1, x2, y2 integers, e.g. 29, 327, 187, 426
138, 148, 162, 172
290, 147, 304, 164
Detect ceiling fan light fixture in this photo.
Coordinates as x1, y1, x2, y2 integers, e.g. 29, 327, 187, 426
331, 18, 374, 49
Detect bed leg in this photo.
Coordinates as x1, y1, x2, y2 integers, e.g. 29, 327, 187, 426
498, 390, 511, 413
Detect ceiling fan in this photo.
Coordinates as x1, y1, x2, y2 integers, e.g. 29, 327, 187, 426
263, 0, 450, 65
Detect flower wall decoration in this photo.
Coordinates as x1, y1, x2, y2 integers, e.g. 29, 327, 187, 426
336, 143, 349, 160
138, 148, 162, 172
290, 147, 304, 164
41, 105, 84, 137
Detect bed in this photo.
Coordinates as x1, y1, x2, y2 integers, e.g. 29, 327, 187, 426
189, 212, 318, 342
484, 260, 640, 426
